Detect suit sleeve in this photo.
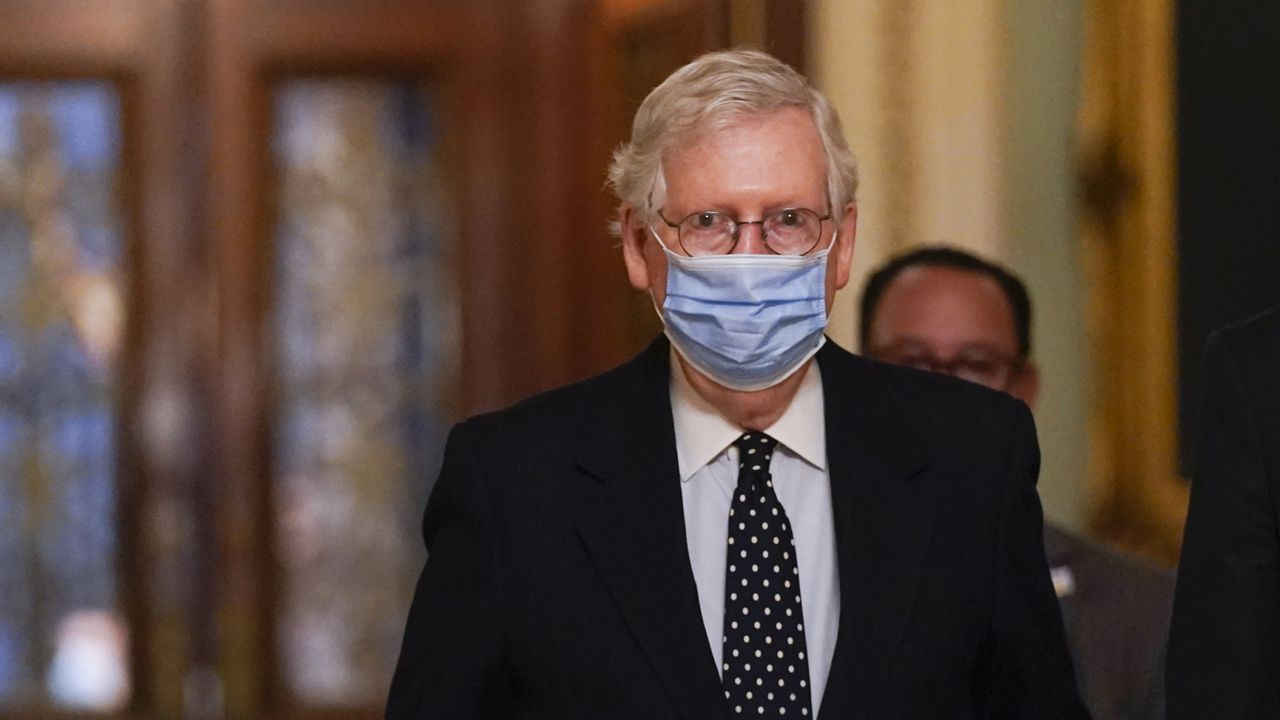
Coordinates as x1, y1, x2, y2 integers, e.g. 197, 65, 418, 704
1167, 332, 1280, 719
386, 420, 513, 719
981, 401, 1092, 719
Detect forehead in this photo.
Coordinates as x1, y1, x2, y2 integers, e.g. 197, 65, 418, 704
870, 266, 1019, 352
660, 107, 827, 210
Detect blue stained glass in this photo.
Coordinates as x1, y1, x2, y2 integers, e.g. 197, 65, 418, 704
0, 334, 21, 383
0, 620, 21, 695
272, 78, 458, 706
0, 232, 29, 304
0, 93, 21, 156
0, 411, 24, 459
0, 81, 128, 712
46, 89, 118, 170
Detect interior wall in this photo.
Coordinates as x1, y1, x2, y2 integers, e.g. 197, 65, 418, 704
811, 0, 1089, 531
808, 0, 885, 353
1003, 0, 1088, 532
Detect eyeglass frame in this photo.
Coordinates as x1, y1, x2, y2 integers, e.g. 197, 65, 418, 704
866, 344, 1028, 390
654, 206, 833, 257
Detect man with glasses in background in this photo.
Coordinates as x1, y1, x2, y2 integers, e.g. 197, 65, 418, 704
861, 245, 1174, 720
388, 51, 1087, 719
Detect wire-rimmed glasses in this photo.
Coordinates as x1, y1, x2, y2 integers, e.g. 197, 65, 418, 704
867, 344, 1026, 390
657, 207, 830, 256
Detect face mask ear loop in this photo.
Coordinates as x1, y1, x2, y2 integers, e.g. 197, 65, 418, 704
645, 224, 670, 320
816, 224, 839, 255
647, 224, 675, 254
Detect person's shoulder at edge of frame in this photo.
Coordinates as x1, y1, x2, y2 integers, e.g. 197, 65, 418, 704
828, 345, 1036, 479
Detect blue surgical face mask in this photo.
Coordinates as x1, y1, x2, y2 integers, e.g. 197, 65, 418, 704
650, 227, 833, 391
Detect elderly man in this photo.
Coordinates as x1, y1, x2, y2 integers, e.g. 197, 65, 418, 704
860, 246, 1174, 720
387, 51, 1087, 719
1168, 306, 1280, 719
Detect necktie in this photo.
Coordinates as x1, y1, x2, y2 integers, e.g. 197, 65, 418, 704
722, 432, 813, 717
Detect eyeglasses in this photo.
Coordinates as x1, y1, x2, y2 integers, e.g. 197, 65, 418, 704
656, 207, 831, 257
868, 345, 1025, 390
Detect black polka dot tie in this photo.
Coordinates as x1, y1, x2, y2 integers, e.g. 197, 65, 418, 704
721, 432, 812, 718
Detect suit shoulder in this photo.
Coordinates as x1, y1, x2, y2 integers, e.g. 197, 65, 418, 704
829, 345, 1032, 434
819, 344, 1035, 474
453, 342, 661, 443
1204, 305, 1280, 398
1045, 524, 1175, 607
1209, 305, 1280, 359
825, 341, 1023, 409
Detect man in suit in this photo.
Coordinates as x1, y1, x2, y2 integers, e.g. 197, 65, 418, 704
1167, 306, 1280, 719
859, 246, 1174, 720
387, 50, 1088, 719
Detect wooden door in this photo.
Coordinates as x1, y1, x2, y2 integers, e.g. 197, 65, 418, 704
0, 1, 761, 717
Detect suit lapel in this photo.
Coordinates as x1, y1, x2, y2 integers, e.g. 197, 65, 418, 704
573, 338, 730, 720
569, 339, 939, 719
814, 344, 937, 717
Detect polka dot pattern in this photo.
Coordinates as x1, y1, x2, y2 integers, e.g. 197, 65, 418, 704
722, 433, 812, 717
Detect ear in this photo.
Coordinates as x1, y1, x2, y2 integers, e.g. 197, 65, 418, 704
619, 203, 653, 290
1008, 361, 1041, 409
831, 202, 858, 290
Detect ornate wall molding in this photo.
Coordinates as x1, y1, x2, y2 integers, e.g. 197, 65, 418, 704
1077, 0, 1184, 563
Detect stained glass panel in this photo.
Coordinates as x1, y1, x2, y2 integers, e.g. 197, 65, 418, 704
272, 79, 458, 706
0, 82, 129, 712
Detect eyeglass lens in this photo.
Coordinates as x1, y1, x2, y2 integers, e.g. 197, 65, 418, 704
676, 208, 826, 256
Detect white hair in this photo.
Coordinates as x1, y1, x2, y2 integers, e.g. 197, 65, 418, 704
607, 49, 858, 235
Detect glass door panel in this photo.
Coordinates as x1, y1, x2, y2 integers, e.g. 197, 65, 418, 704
0, 81, 129, 714
271, 78, 457, 707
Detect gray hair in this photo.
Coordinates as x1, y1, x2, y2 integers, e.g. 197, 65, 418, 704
607, 49, 858, 235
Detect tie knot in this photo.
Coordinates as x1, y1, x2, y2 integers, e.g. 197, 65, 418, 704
734, 432, 778, 452
733, 432, 778, 473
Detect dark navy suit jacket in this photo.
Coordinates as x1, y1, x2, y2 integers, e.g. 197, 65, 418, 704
387, 337, 1088, 719
1046, 524, 1173, 720
1169, 307, 1280, 719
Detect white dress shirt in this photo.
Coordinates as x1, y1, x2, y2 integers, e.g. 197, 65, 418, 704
670, 352, 840, 716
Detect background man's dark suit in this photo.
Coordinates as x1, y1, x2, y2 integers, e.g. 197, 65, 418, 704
387, 337, 1087, 719
1044, 525, 1173, 720
1168, 306, 1280, 719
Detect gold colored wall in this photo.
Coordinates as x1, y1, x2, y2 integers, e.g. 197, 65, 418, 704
811, 0, 1092, 532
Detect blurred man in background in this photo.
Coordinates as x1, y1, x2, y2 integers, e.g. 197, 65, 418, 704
861, 246, 1174, 720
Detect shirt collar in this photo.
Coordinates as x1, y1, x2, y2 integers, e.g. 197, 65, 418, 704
669, 348, 827, 481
